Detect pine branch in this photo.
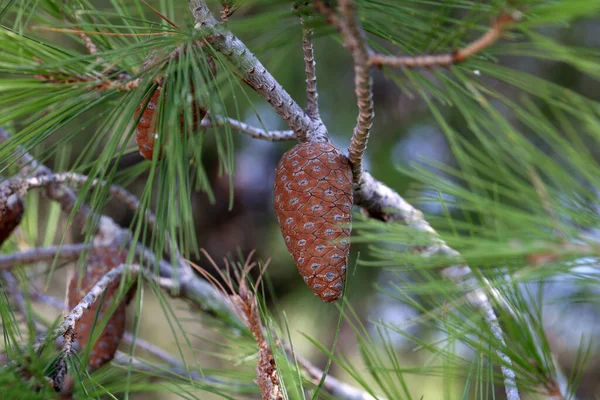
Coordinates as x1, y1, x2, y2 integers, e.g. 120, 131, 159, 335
369, 12, 518, 68
299, 17, 320, 119
0, 131, 242, 329
33, 263, 136, 353
185, 7, 522, 396
1, 172, 165, 248
202, 114, 296, 141
11, 290, 249, 391
0, 128, 114, 237
317, 0, 374, 184
0, 244, 91, 271
189, 0, 329, 143
26, 262, 382, 400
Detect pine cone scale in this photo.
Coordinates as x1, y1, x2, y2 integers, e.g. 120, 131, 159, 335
273, 142, 353, 302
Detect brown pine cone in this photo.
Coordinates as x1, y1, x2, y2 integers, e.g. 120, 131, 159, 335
134, 54, 217, 161
0, 185, 24, 247
273, 142, 353, 302
135, 85, 162, 161
67, 244, 130, 370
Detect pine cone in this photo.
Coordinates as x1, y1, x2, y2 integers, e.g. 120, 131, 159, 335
67, 244, 130, 370
0, 186, 24, 247
273, 142, 353, 302
134, 55, 217, 161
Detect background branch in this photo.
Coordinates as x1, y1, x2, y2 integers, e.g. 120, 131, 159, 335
369, 12, 517, 68
33, 263, 136, 352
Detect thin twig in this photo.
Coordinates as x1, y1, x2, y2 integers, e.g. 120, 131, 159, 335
33, 263, 136, 353
300, 19, 320, 119
201, 114, 296, 141
317, 0, 374, 184
4, 173, 158, 235
289, 346, 384, 400
0, 243, 91, 271
111, 352, 252, 388
369, 12, 517, 68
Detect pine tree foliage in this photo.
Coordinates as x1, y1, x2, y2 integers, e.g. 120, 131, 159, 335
0, 0, 599, 399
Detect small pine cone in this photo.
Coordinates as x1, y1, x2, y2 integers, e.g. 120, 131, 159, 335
134, 55, 217, 161
0, 186, 25, 247
67, 244, 129, 370
273, 142, 353, 302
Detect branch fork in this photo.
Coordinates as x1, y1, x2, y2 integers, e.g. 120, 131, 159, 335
188, 1, 521, 399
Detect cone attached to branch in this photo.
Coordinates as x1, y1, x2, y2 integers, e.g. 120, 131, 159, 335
67, 243, 131, 370
134, 54, 217, 160
0, 186, 25, 247
273, 142, 353, 302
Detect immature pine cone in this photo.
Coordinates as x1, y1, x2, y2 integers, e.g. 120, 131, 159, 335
68, 244, 130, 369
0, 186, 24, 246
273, 142, 353, 302
134, 55, 217, 160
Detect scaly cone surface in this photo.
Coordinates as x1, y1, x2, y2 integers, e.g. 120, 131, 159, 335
273, 142, 353, 302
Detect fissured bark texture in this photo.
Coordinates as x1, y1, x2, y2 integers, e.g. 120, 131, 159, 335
273, 142, 353, 302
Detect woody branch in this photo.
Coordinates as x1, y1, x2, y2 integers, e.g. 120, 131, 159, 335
189, 0, 328, 143
369, 12, 518, 68
0, 130, 243, 330
20, 263, 378, 400
187, 1, 521, 399
33, 263, 134, 352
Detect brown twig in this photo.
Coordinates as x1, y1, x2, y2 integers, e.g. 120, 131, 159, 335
219, 1, 236, 21
369, 12, 518, 68
316, 0, 373, 184
191, 251, 282, 399
300, 19, 320, 119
